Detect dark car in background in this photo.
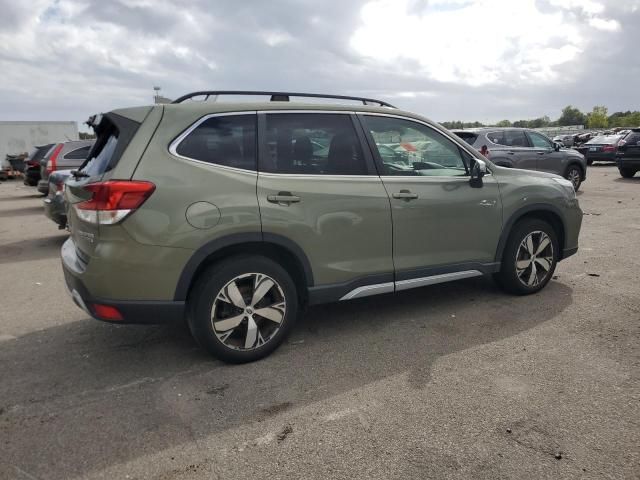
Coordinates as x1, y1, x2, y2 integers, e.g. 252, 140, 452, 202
43, 169, 73, 228
37, 140, 94, 195
23, 144, 55, 186
452, 127, 587, 190
616, 128, 640, 178
576, 135, 623, 166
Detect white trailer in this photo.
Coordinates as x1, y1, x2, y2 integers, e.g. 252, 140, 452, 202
0, 121, 79, 169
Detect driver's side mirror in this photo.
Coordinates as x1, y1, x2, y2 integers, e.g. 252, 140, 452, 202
469, 158, 487, 188
553, 142, 561, 152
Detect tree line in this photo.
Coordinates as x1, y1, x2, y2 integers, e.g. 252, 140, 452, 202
441, 106, 640, 130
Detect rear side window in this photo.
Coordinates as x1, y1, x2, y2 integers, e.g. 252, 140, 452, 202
487, 130, 530, 147
175, 115, 256, 170
64, 146, 92, 160
263, 113, 367, 175
624, 133, 640, 144
453, 131, 478, 145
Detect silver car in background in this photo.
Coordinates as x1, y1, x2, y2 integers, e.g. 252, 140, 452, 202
452, 127, 587, 190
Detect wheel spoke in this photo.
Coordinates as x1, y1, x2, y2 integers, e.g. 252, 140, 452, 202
535, 236, 550, 256
527, 261, 538, 286
222, 281, 246, 309
244, 316, 258, 349
251, 277, 274, 306
534, 256, 552, 272
253, 302, 285, 324
525, 235, 535, 255
516, 259, 531, 270
214, 313, 245, 332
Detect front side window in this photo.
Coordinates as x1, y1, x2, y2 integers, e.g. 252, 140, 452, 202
176, 114, 256, 170
263, 113, 367, 175
528, 131, 553, 149
362, 116, 468, 176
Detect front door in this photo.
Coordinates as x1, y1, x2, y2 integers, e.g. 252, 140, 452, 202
359, 114, 503, 278
257, 112, 393, 290
527, 130, 563, 173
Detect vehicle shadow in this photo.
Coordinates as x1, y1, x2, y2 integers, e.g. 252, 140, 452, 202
0, 234, 67, 265
0, 205, 45, 218
0, 278, 573, 479
613, 176, 640, 183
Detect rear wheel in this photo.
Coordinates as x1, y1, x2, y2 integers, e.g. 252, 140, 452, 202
565, 165, 582, 191
619, 168, 636, 178
495, 218, 559, 295
188, 256, 299, 363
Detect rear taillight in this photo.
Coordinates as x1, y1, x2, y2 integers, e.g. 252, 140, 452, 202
617, 140, 626, 148
46, 144, 63, 174
602, 145, 616, 153
74, 180, 155, 225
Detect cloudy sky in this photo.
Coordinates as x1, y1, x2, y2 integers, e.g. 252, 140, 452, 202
0, 0, 638, 127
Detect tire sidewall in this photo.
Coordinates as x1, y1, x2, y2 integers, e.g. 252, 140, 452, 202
565, 165, 582, 191
499, 219, 559, 295
188, 256, 299, 363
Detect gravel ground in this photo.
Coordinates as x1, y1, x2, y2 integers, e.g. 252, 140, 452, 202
0, 165, 638, 480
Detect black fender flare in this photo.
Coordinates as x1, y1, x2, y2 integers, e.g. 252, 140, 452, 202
495, 203, 566, 262
173, 232, 314, 300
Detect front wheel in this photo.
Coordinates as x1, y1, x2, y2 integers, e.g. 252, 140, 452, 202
565, 165, 582, 191
619, 168, 636, 178
188, 256, 299, 363
495, 219, 559, 295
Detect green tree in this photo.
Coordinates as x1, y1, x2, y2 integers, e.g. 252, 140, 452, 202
558, 105, 586, 126
496, 119, 512, 127
586, 106, 608, 129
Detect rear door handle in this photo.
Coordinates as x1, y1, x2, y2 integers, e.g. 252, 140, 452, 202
267, 192, 301, 205
506, 151, 515, 155
392, 190, 418, 200
537, 151, 546, 155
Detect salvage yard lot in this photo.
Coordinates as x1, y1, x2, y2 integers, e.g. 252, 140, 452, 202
0, 166, 638, 479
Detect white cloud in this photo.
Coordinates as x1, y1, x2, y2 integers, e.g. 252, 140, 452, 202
349, 0, 622, 86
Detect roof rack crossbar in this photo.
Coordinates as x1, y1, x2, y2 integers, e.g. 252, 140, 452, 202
171, 91, 396, 108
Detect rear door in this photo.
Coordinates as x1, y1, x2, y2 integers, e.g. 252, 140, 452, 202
486, 130, 537, 170
257, 112, 393, 289
619, 132, 640, 160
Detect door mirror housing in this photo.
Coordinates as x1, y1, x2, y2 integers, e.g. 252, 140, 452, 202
469, 158, 487, 188
553, 142, 561, 152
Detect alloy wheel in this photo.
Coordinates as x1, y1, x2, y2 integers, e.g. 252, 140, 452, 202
515, 231, 554, 287
211, 273, 286, 351
567, 168, 581, 190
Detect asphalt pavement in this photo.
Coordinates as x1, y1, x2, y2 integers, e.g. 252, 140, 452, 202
0, 165, 638, 479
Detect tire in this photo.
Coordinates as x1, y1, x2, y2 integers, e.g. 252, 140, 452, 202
495, 218, 559, 295
619, 168, 636, 178
587, 159, 593, 166
564, 165, 582, 191
187, 255, 299, 363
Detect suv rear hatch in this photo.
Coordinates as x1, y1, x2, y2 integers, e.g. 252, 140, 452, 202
65, 108, 156, 259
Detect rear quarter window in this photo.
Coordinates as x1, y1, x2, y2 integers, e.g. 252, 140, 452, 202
174, 114, 257, 171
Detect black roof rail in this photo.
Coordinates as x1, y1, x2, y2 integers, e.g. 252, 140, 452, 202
171, 90, 396, 108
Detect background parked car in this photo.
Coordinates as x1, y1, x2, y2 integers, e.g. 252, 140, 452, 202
23, 144, 54, 186
616, 128, 640, 178
37, 140, 93, 195
576, 134, 623, 165
452, 127, 587, 190
43, 169, 73, 228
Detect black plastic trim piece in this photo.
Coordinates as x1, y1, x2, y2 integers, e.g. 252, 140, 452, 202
307, 273, 394, 305
562, 247, 578, 259
495, 203, 567, 262
173, 232, 315, 301
395, 262, 500, 282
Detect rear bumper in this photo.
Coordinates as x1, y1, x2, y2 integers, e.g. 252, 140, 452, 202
61, 238, 184, 324
43, 195, 67, 227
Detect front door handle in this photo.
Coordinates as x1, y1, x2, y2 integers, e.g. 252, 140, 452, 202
267, 192, 301, 205
537, 151, 546, 155
506, 151, 515, 155
392, 190, 418, 200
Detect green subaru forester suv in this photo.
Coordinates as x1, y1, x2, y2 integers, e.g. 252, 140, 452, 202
62, 91, 582, 363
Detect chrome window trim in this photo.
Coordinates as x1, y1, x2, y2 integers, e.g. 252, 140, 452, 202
168, 111, 258, 173
258, 172, 380, 181
357, 112, 493, 176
